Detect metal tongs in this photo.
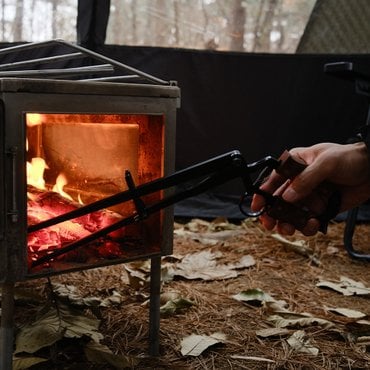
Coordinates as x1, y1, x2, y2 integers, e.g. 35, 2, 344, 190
29, 150, 340, 267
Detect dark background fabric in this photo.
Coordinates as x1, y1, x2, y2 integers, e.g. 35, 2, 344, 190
1, 42, 370, 218
101, 46, 370, 218
77, 0, 111, 51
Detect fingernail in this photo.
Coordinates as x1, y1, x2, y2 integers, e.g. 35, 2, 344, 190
302, 219, 320, 236
283, 187, 299, 203
280, 223, 295, 235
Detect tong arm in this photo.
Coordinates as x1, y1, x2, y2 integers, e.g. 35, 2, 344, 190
29, 150, 268, 233
30, 150, 275, 267
29, 149, 341, 268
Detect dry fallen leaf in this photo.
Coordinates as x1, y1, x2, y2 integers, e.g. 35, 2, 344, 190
227, 255, 256, 270
124, 248, 255, 285
124, 264, 150, 289
255, 327, 290, 338
160, 295, 195, 316
180, 332, 226, 356
169, 250, 254, 281
12, 356, 48, 370
317, 276, 370, 296
271, 233, 320, 265
233, 288, 288, 312
267, 312, 335, 329
15, 302, 103, 354
184, 218, 214, 232
99, 290, 123, 307
263, 299, 290, 313
287, 330, 319, 356
183, 218, 240, 233
325, 306, 367, 319
174, 229, 244, 245
160, 291, 182, 304
174, 218, 244, 245
356, 336, 370, 345
232, 288, 275, 306
84, 340, 139, 368
52, 283, 123, 308
14, 287, 44, 304
52, 283, 102, 307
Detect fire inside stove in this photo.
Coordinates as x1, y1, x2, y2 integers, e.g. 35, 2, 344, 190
26, 113, 164, 275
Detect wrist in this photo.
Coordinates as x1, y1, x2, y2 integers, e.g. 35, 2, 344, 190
351, 141, 370, 186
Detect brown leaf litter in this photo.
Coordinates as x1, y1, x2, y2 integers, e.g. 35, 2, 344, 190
13, 219, 370, 369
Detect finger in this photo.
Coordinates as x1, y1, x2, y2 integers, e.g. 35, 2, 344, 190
259, 171, 287, 194
259, 213, 277, 230
276, 222, 295, 235
301, 218, 320, 236
251, 194, 266, 212
282, 167, 327, 203
252, 175, 289, 213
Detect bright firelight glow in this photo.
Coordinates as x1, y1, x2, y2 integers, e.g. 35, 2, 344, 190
27, 142, 75, 201
26, 113, 43, 127
27, 157, 47, 190
52, 173, 74, 201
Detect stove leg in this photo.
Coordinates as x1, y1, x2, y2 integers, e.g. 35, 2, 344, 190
148, 256, 161, 356
1, 282, 15, 370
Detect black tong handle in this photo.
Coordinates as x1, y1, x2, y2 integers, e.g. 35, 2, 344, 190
265, 151, 341, 233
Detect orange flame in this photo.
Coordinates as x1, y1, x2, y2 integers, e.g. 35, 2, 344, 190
27, 157, 47, 190
52, 173, 73, 201
27, 152, 75, 201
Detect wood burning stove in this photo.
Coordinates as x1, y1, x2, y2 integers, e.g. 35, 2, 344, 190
0, 40, 180, 368
3, 83, 178, 280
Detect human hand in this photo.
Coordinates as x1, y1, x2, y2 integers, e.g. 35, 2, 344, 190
251, 142, 370, 236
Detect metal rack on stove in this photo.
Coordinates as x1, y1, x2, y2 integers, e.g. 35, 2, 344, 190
0, 39, 173, 85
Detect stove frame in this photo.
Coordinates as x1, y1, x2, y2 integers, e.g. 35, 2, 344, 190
0, 40, 180, 368
1, 78, 178, 281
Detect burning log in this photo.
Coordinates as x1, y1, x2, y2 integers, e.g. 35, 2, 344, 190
27, 186, 126, 267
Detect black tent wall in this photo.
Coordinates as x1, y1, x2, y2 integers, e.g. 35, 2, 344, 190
77, 0, 111, 51
102, 46, 370, 218
1, 43, 370, 218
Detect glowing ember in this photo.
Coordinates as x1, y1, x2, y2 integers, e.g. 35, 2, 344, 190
27, 190, 124, 267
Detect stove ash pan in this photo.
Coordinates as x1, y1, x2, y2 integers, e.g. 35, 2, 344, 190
0, 78, 179, 282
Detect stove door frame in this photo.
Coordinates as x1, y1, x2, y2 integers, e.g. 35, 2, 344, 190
0, 79, 179, 282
